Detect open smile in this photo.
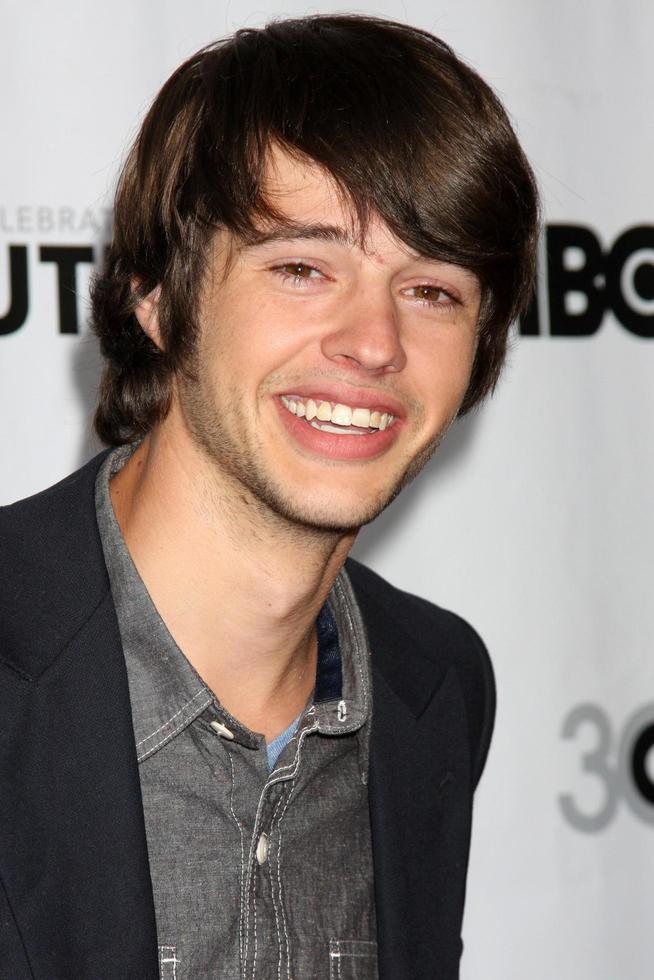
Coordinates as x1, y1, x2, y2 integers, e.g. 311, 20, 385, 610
275, 392, 404, 462
280, 395, 397, 436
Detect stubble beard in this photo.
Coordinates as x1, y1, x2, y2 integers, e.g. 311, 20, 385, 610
177, 368, 448, 536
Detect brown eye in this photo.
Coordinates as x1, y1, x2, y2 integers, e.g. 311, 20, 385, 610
413, 286, 444, 302
272, 261, 327, 288
404, 284, 458, 308
282, 263, 315, 278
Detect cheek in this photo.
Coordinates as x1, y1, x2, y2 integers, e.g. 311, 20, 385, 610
412, 330, 478, 412
451, 333, 479, 391
216, 291, 319, 367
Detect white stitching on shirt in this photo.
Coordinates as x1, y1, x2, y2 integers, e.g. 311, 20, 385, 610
329, 944, 336, 980
267, 787, 287, 980
243, 722, 318, 979
335, 574, 370, 713
264, 720, 318, 784
252, 783, 288, 980
270, 721, 316, 980
251, 842, 259, 980
274, 779, 297, 980
228, 752, 246, 978
159, 945, 179, 980
243, 777, 271, 974
136, 687, 208, 753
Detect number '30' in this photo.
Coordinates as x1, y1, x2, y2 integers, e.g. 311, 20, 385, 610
559, 703, 654, 831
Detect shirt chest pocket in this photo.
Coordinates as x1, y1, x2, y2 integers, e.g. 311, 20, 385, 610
329, 940, 378, 980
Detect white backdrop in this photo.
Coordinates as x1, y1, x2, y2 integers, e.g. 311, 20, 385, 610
2, 2, 653, 977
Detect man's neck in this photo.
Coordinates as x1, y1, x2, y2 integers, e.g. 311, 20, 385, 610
109, 427, 356, 742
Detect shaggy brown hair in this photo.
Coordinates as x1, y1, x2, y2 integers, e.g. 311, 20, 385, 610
91, 14, 539, 445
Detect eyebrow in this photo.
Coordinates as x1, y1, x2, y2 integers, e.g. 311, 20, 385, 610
239, 221, 357, 249
236, 220, 479, 288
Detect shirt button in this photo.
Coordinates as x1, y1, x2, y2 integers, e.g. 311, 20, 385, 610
210, 720, 235, 740
256, 833, 269, 865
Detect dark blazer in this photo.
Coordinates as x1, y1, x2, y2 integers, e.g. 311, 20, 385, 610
0, 452, 495, 980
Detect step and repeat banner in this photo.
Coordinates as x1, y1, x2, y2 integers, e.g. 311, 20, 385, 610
1, 1, 652, 977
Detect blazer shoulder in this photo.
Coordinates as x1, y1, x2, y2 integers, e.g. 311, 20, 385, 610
0, 451, 111, 680
0, 450, 109, 540
345, 556, 495, 787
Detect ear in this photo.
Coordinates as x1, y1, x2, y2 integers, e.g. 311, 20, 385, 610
133, 284, 163, 350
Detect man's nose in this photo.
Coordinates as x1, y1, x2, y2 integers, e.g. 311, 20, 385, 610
319, 289, 407, 375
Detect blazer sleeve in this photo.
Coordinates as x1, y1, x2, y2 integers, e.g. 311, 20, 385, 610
456, 614, 496, 788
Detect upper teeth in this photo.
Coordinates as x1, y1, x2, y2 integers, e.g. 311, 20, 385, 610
280, 396, 395, 431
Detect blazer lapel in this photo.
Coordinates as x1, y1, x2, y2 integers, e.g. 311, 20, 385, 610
369, 665, 473, 979
345, 556, 479, 979
0, 453, 159, 979
0, 591, 158, 980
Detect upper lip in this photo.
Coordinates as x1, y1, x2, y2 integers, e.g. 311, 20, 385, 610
275, 382, 407, 419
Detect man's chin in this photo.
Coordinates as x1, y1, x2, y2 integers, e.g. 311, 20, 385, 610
244, 436, 443, 534
276, 503, 383, 535
253, 474, 411, 535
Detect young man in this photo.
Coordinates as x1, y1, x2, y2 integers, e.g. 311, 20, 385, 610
0, 15, 538, 980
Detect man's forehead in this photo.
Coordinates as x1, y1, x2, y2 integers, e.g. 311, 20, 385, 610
263, 143, 339, 199
257, 147, 365, 243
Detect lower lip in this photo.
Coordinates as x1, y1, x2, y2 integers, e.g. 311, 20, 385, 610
275, 400, 403, 461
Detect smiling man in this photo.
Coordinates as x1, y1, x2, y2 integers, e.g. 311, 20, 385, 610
0, 15, 538, 980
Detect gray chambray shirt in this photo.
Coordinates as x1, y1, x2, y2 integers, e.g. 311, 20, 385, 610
95, 446, 378, 980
